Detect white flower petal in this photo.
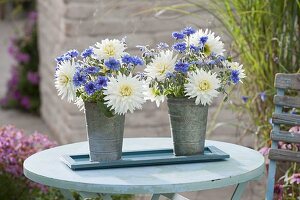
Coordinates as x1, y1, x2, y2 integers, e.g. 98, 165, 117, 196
184, 68, 220, 106
54, 61, 76, 102
93, 39, 126, 60
145, 50, 177, 81
103, 74, 145, 115
188, 29, 225, 56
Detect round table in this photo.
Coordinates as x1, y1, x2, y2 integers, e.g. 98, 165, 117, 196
24, 138, 265, 200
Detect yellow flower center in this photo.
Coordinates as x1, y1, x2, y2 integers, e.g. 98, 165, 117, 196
59, 75, 70, 86
198, 80, 211, 91
158, 64, 169, 75
104, 44, 116, 57
120, 85, 133, 96
204, 44, 211, 55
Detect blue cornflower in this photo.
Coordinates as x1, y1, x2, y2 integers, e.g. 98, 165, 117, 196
121, 55, 143, 66
172, 32, 185, 40
84, 82, 98, 96
95, 76, 108, 90
190, 44, 200, 52
216, 55, 226, 63
105, 58, 121, 70
131, 56, 143, 66
241, 96, 249, 103
191, 60, 204, 66
121, 55, 132, 64
173, 42, 186, 52
207, 60, 216, 65
55, 56, 64, 63
84, 66, 100, 75
182, 27, 196, 36
157, 42, 169, 49
73, 71, 87, 87
199, 36, 208, 45
63, 53, 72, 61
260, 91, 266, 102
81, 48, 93, 58
166, 72, 176, 78
55, 53, 71, 64
231, 70, 240, 84
67, 49, 79, 58
174, 61, 190, 73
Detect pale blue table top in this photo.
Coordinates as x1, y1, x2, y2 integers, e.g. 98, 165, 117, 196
24, 138, 265, 194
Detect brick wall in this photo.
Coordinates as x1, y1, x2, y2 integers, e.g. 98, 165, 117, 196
38, 0, 230, 144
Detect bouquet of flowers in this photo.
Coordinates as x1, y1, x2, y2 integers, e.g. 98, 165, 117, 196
141, 26, 245, 106
54, 38, 145, 116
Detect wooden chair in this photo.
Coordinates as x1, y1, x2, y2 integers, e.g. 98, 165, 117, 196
266, 73, 300, 200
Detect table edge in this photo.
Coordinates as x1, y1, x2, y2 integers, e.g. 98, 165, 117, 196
24, 138, 265, 194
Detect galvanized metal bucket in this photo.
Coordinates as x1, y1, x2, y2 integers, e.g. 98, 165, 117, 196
167, 97, 209, 156
84, 102, 125, 162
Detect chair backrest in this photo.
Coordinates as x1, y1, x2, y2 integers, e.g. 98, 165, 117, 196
266, 73, 300, 200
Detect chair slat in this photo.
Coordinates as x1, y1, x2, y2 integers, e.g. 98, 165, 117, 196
272, 113, 300, 126
274, 95, 300, 108
269, 149, 300, 163
271, 130, 300, 143
275, 73, 300, 90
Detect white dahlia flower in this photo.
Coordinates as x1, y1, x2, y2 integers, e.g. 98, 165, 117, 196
93, 39, 126, 60
103, 74, 145, 115
188, 29, 225, 56
184, 68, 220, 106
143, 83, 165, 107
145, 50, 177, 81
54, 61, 76, 102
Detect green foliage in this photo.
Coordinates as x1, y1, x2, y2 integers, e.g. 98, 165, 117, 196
189, 0, 299, 147
0, 173, 63, 200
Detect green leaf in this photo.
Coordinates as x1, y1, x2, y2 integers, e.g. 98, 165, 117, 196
97, 101, 115, 118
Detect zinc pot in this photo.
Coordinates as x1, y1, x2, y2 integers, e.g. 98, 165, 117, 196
84, 102, 125, 162
167, 97, 209, 156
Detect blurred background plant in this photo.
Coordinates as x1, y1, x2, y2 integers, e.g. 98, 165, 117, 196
155, 0, 300, 198
0, 1, 40, 113
0, 124, 134, 200
0, 125, 62, 200
0, 0, 35, 19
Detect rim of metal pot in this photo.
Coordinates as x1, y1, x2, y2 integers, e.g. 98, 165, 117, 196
84, 101, 125, 119
167, 96, 202, 105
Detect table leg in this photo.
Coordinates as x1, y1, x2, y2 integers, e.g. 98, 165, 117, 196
231, 182, 248, 200
151, 194, 161, 200
59, 189, 75, 200
100, 194, 113, 200
151, 193, 189, 200
78, 192, 112, 200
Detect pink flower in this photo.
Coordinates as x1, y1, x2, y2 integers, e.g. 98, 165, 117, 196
290, 173, 300, 184
274, 184, 283, 200
0, 125, 56, 193
259, 147, 270, 156
20, 96, 30, 109
15, 52, 30, 63
27, 71, 39, 85
289, 126, 300, 134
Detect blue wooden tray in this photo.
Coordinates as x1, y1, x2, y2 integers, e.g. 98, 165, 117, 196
61, 146, 229, 170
